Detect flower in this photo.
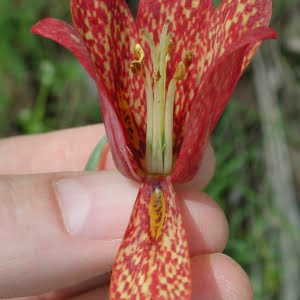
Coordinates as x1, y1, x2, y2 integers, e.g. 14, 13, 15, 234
32, 0, 275, 298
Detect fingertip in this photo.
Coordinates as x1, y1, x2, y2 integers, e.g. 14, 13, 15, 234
178, 189, 229, 255
102, 146, 116, 170
191, 253, 253, 300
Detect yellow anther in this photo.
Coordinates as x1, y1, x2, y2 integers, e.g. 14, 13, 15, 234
167, 39, 174, 56
133, 43, 145, 62
154, 69, 161, 81
184, 50, 193, 67
130, 60, 143, 75
173, 62, 186, 80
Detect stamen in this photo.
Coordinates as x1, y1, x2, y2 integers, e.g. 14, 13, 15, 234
184, 50, 193, 67
154, 70, 161, 82
131, 23, 191, 175
164, 61, 186, 173
164, 77, 176, 173
130, 61, 143, 75
173, 62, 186, 80
168, 39, 174, 56
140, 29, 159, 68
145, 68, 154, 171
133, 43, 145, 62
130, 44, 145, 76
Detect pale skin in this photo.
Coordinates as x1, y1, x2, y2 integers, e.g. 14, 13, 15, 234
0, 124, 253, 300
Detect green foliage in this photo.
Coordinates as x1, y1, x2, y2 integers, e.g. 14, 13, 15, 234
206, 101, 280, 299
0, 0, 100, 136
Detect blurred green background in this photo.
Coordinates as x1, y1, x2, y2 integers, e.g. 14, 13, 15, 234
0, 1, 299, 299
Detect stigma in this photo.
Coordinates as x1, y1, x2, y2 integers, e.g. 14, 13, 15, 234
130, 21, 192, 175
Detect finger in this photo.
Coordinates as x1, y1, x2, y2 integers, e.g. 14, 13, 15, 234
76, 254, 252, 300
45, 253, 252, 300
177, 188, 228, 256
0, 171, 227, 297
191, 253, 253, 300
5, 275, 110, 300
0, 125, 215, 190
70, 287, 109, 300
181, 142, 216, 190
0, 125, 105, 174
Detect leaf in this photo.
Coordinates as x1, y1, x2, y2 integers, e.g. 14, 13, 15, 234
85, 135, 108, 171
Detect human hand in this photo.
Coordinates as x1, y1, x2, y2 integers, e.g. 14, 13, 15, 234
0, 124, 253, 299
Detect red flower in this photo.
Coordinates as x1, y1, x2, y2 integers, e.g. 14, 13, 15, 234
32, 0, 275, 298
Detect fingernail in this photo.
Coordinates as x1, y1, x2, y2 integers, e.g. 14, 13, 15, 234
54, 172, 137, 239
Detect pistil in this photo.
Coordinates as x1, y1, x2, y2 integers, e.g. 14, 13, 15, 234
131, 22, 192, 175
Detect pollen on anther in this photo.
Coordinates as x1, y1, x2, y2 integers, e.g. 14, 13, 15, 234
174, 62, 186, 80
133, 43, 144, 62
154, 69, 161, 81
130, 61, 143, 75
168, 39, 174, 56
184, 50, 193, 67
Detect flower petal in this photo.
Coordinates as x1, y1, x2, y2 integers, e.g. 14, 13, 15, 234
71, 0, 147, 155
172, 0, 273, 153
110, 177, 191, 299
97, 82, 143, 181
32, 15, 144, 180
198, 0, 273, 83
136, 0, 213, 44
172, 27, 275, 183
31, 18, 96, 80
136, 0, 213, 86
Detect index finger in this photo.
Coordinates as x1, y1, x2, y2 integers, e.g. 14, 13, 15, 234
0, 124, 215, 189
0, 125, 105, 174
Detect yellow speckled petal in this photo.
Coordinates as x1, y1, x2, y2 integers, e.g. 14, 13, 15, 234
198, 0, 272, 82
31, 18, 96, 80
110, 177, 191, 299
71, 0, 147, 156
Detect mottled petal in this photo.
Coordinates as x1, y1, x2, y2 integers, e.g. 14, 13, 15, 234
71, 0, 146, 157
32, 15, 144, 180
173, 0, 274, 156
219, 0, 272, 71
136, 0, 213, 44
97, 82, 142, 181
172, 27, 275, 183
31, 18, 96, 80
198, 0, 273, 82
110, 178, 191, 299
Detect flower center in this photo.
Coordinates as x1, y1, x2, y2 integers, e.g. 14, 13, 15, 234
130, 21, 192, 175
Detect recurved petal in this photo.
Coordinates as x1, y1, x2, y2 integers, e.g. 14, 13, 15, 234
172, 0, 274, 149
31, 18, 96, 80
172, 44, 248, 183
110, 178, 191, 299
198, 0, 273, 83
173, 26, 275, 183
71, 0, 147, 156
